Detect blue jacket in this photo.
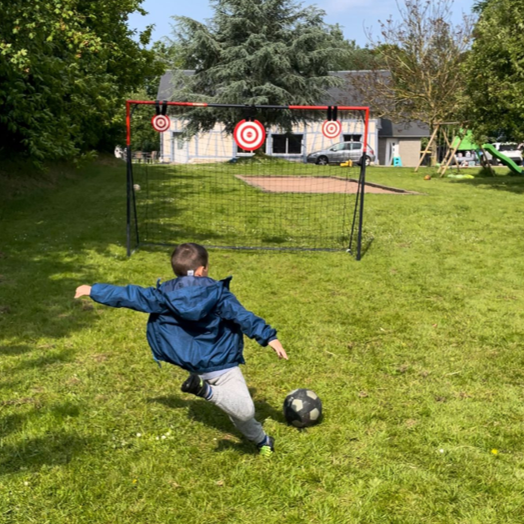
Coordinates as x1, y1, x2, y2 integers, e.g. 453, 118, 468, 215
90, 276, 277, 373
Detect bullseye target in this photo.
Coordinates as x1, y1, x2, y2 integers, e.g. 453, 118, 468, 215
322, 120, 342, 139
233, 119, 266, 151
151, 114, 171, 133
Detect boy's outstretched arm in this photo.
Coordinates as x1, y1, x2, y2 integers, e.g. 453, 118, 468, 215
218, 289, 288, 360
74, 283, 167, 314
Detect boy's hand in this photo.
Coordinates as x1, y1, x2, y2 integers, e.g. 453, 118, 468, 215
74, 285, 92, 299
268, 339, 288, 360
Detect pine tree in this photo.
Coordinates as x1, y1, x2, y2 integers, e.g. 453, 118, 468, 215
169, 0, 347, 134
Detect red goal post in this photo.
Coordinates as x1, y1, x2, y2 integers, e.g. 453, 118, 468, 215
124, 100, 370, 259
126, 100, 370, 152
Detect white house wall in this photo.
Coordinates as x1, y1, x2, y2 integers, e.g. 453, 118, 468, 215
159, 119, 379, 164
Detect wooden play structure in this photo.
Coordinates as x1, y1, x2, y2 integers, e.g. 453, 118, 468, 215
415, 122, 496, 176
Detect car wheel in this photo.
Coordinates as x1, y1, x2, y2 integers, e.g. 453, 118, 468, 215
357, 155, 371, 167
317, 156, 328, 166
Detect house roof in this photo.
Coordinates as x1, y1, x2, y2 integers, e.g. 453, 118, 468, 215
157, 70, 378, 108
156, 70, 430, 138
322, 70, 388, 107
379, 119, 430, 138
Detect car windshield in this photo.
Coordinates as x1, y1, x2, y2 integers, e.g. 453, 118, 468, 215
330, 143, 345, 152
500, 144, 518, 151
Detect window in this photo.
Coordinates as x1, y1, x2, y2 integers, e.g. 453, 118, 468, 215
238, 142, 266, 154
271, 134, 303, 154
344, 134, 362, 142
173, 132, 185, 150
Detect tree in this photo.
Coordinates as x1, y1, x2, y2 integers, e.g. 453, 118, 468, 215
168, 0, 348, 135
0, 0, 163, 161
328, 27, 378, 71
464, 0, 524, 141
153, 39, 186, 71
350, 0, 473, 129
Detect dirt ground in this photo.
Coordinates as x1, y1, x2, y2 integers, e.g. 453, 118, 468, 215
236, 175, 415, 194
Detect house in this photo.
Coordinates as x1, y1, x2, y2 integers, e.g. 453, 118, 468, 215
327, 71, 430, 167
155, 70, 429, 167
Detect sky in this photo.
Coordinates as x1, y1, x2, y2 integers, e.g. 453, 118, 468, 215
128, 0, 477, 48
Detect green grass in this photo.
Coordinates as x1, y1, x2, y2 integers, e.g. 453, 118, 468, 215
131, 159, 367, 249
2, 160, 524, 523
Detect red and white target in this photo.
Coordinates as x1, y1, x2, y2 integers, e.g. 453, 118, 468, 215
233, 119, 266, 151
321, 120, 342, 140
151, 114, 171, 133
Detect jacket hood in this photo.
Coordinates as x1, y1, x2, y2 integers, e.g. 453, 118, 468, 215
159, 276, 231, 321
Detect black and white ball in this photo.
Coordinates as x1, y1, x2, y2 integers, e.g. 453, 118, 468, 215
283, 389, 323, 428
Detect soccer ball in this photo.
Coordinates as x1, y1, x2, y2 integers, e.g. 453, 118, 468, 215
133, 184, 141, 191
283, 389, 323, 428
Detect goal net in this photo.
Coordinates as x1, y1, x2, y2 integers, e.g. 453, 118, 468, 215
125, 101, 370, 258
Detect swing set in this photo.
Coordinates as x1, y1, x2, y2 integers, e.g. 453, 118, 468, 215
415, 122, 494, 176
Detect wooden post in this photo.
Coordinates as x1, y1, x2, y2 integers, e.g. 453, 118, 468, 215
415, 124, 439, 172
479, 145, 496, 176
439, 135, 464, 177
438, 124, 468, 178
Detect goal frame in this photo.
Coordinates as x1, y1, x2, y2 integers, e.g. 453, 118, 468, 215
125, 100, 370, 259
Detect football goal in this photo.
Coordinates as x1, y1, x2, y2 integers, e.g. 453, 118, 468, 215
125, 100, 371, 259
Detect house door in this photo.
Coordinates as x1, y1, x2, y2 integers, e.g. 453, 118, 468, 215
386, 139, 399, 166
171, 132, 188, 163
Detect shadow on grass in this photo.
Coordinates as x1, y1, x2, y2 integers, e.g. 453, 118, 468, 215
0, 162, 159, 364
0, 379, 24, 392
0, 432, 94, 475
0, 400, 91, 475
149, 389, 284, 454
452, 172, 524, 195
10, 349, 74, 372
213, 438, 255, 454
348, 236, 374, 260
0, 255, 106, 362
0, 344, 31, 356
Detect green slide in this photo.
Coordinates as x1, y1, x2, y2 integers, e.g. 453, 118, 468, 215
482, 143, 523, 175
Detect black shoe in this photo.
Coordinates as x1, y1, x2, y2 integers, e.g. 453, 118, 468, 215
258, 436, 275, 457
181, 374, 206, 397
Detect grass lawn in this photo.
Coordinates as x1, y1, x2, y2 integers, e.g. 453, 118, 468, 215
2, 159, 524, 523
130, 158, 371, 250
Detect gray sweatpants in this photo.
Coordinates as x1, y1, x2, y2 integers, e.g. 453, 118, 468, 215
204, 367, 266, 444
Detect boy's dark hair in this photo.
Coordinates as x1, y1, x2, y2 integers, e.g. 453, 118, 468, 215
171, 243, 209, 276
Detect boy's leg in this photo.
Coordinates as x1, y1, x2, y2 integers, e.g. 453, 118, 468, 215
181, 373, 212, 399
206, 367, 268, 445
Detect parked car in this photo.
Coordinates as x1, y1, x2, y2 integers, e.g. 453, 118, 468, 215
306, 141, 375, 166
486, 142, 523, 165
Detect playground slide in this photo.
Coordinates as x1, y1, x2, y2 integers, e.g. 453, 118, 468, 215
482, 143, 523, 175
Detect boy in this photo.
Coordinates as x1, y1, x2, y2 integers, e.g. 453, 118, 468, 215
74, 243, 288, 456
